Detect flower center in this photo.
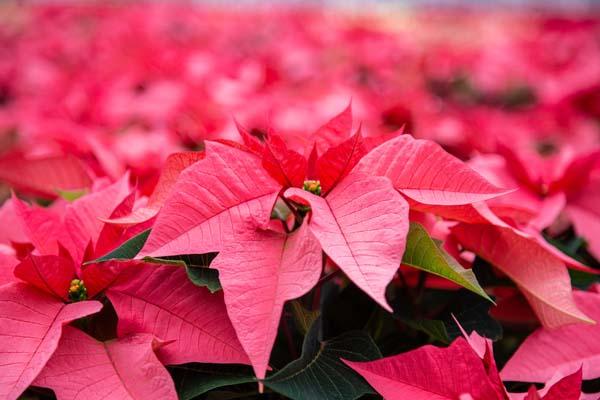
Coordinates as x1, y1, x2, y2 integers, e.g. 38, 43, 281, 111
68, 279, 88, 302
303, 180, 322, 196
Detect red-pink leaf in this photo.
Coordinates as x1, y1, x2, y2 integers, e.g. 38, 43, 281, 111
536, 368, 583, 400
0, 155, 92, 199
412, 201, 598, 274
0, 253, 18, 286
0, 283, 101, 400
80, 260, 129, 298
0, 199, 27, 246
100, 206, 159, 228
495, 143, 541, 193
355, 135, 511, 206
451, 223, 593, 329
510, 368, 584, 400
93, 190, 136, 258
316, 130, 367, 194
528, 193, 566, 231
566, 175, 600, 260
262, 134, 307, 188
552, 149, 600, 195
34, 327, 177, 400
139, 141, 281, 258
234, 119, 265, 155
313, 103, 353, 154
524, 230, 599, 275
343, 338, 503, 400
211, 220, 322, 379
85, 135, 126, 181
502, 290, 600, 382
104, 152, 205, 227
306, 143, 318, 180
63, 174, 131, 265
148, 151, 205, 208
285, 172, 409, 311
13, 195, 63, 255
14, 254, 75, 301
105, 263, 249, 365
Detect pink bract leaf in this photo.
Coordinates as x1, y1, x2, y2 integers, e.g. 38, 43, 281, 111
80, 260, 130, 298
63, 174, 131, 265
0, 253, 19, 286
105, 263, 249, 365
524, 230, 599, 275
343, 338, 504, 400
468, 154, 543, 218
0, 283, 102, 400
355, 135, 511, 206
285, 172, 409, 311
12, 195, 62, 255
495, 143, 542, 192
451, 223, 593, 329
533, 368, 583, 400
552, 149, 600, 195
510, 368, 584, 400
316, 130, 367, 194
14, 254, 75, 301
306, 143, 318, 180
211, 219, 322, 379
453, 315, 488, 359
313, 103, 353, 154
34, 326, 177, 400
93, 190, 136, 258
103, 152, 205, 227
100, 207, 158, 228
0, 253, 18, 286
566, 175, 600, 260
262, 134, 307, 188
0, 199, 27, 246
414, 201, 598, 274
148, 151, 205, 208
528, 193, 566, 231
502, 290, 600, 383
234, 119, 265, 155
0, 155, 92, 199
85, 135, 126, 181
139, 141, 281, 258
453, 317, 508, 400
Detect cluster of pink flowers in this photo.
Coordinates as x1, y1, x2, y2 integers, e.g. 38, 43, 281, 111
0, 3, 599, 400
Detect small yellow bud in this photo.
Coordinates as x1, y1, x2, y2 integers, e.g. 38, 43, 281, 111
303, 180, 322, 196
68, 279, 88, 302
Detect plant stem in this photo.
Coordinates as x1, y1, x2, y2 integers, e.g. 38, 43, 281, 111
281, 196, 303, 228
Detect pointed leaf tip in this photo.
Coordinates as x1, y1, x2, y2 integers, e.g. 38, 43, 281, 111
402, 223, 492, 303
356, 135, 513, 206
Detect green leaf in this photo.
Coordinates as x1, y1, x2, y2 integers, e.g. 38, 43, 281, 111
401, 318, 450, 344
402, 223, 492, 302
569, 269, 600, 290
144, 253, 222, 293
264, 318, 381, 400
56, 188, 88, 202
187, 266, 221, 293
544, 232, 600, 275
398, 291, 502, 344
88, 229, 151, 263
289, 300, 320, 336
169, 364, 255, 400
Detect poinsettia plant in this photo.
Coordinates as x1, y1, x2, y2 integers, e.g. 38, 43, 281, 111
2, 4, 600, 400
1, 103, 598, 400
